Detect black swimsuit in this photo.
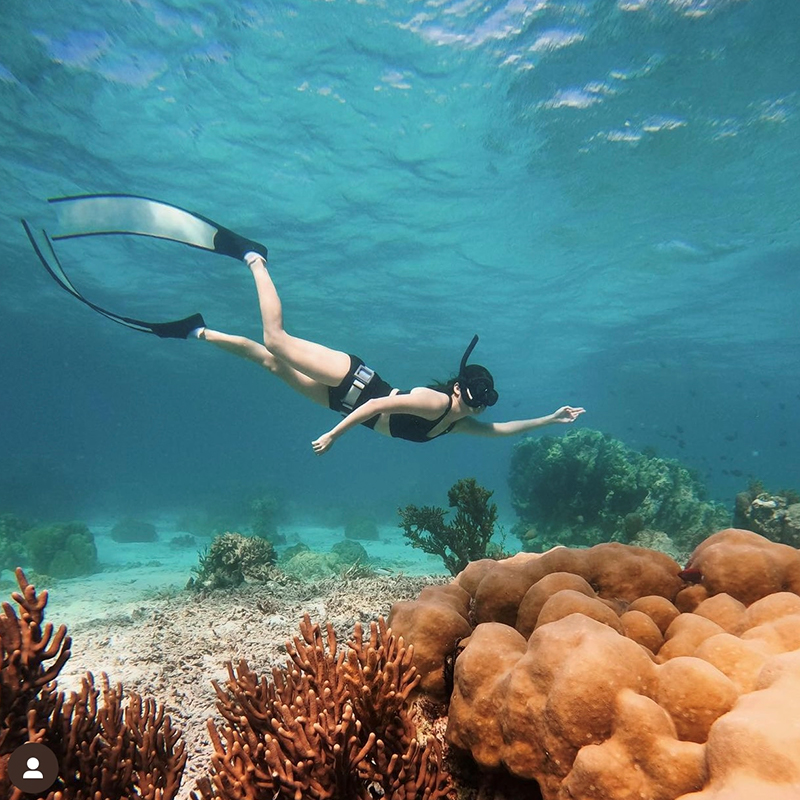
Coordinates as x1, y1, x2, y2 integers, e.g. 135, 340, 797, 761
388, 392, 456, 442
328, 355, 456, 443
328, 355, 392, 430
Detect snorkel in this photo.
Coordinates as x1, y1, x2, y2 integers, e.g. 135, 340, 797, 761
458, 335, 498, 408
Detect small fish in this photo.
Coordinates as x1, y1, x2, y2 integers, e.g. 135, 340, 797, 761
730, 469, 743, 477
676, 425, 684, 434
724, 433, 738, 442
678, 440, 686, 449
678, 567, 702, 584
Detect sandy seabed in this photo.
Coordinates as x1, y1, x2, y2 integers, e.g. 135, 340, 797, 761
20, 523, 448, 798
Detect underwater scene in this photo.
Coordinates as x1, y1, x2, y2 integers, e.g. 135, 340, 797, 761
1, 0, 800, 797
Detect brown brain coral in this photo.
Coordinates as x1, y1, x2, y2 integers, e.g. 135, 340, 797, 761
388, 528, 800, 800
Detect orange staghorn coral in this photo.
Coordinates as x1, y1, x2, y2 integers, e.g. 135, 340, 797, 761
388, 529, 800, 800
193, 613, 450, 800
0, 568, 187, 800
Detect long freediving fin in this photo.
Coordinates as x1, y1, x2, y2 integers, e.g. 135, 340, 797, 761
48, 194, 268, 260
22, 220, 207, 339
22, 194, 268, 338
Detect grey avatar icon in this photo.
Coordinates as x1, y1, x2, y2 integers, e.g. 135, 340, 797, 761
8, 743, 59, 792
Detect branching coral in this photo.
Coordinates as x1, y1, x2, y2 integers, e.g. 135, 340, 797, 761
0, 568, 187, 799
193, 614, 450, 800
509, 429, 730, 551
0, 568, 71, 756
398, 478, 500, 576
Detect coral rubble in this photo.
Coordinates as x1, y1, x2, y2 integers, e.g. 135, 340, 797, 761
509, 428, 730, 551
389, 529, 800, 800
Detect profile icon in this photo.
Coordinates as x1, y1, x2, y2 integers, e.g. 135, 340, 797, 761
23, 756, 45, 779
8, 743, 59, 792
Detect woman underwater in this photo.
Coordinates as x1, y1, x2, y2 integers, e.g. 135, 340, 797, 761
191, 251, 585, 455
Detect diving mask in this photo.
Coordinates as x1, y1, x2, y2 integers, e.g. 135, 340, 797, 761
458, 335, 498, 408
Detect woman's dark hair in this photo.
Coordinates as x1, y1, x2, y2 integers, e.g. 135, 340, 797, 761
427, 375, 459, 395
462, 363, 494, 385
428, 364, 495, 396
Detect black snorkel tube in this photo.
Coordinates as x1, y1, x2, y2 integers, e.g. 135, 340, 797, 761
458, 334, 499, 408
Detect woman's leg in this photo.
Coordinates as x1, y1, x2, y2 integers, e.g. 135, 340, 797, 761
200, 328, 330, 407
245, 254, 351, 386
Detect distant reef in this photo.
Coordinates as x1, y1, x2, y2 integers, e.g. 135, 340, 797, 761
509, 428, 731, 553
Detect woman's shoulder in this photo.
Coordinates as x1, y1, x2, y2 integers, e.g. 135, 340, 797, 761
407, 385, 449, 400
398, 386, 451, 410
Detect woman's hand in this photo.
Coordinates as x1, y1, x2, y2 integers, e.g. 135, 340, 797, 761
311, 432, 336, 455
551, 406, 586, 424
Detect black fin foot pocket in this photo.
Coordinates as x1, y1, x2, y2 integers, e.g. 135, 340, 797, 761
213, 226, 268, 262
150, 312, 207, 339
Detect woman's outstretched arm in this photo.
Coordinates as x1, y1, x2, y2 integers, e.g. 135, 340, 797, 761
311, 389, 447, 455
453, 406, 586, 437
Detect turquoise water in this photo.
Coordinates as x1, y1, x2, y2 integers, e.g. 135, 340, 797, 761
1, 0, 798, 529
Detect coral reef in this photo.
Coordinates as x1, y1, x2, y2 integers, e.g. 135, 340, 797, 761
388, 529, 800, 800
111, 518, 158, 543
0, 515, 29, 577
344, 514, 381, 540
734, 484, 800, 548
398, 478, 501, 576
281, 540, 371, 581
169, 534, 197, 549
26, 522, 98, 579
250, 493, 286, 544
192, 614, 450, 800
631, 528, 688, 563
0, 568, 186, 798
330, 539, 370, 568
509, 428, 730, 551
189, 532, 276, 590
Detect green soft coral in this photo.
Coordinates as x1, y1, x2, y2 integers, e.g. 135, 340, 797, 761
510, 429, 730, 551
398, 478, 500, 575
